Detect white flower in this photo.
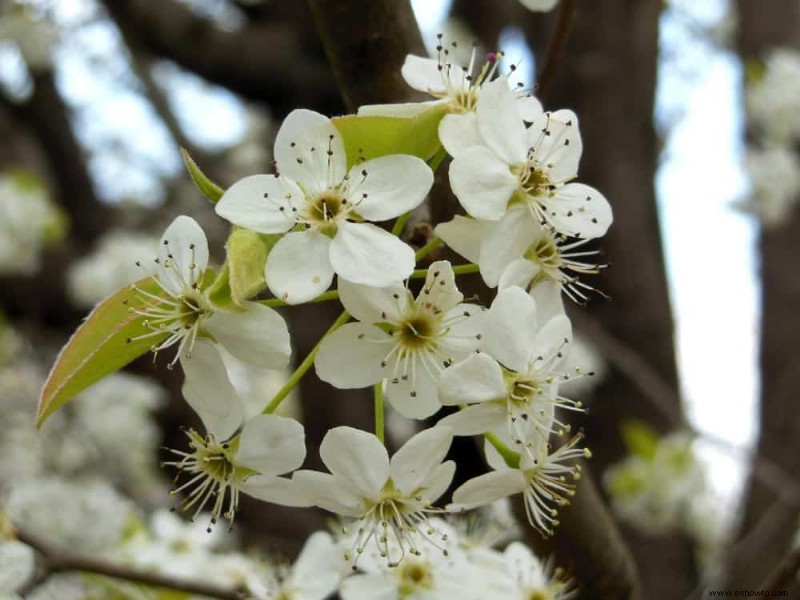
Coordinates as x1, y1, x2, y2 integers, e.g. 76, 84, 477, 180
359, 48, 543, 158
0, 3, 59, 70
164, 340, 308, 528
129, 215, 291, 368
518, 0, 560, 12
314, 261, 483, 419
67, 230, 159, 308
0, 540, 34, 596
216, 110, 433, 303
449, 433, 588, 536
741, 144, 800, 228
438, 287, 582, 450
449, 77, 612, 239
746, 47, 800, 144
293, 426, 455, 567
436, 210, 605, 301
501, 542, 573, 599
257, 532, 343, 600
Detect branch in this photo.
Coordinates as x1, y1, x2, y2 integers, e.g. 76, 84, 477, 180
100, 0, 342, 115
512, 464, 640, 600
535, 0, 577, 100
16, 527, 244, 600
307, 0, 427, 111
759, 542, 800, 594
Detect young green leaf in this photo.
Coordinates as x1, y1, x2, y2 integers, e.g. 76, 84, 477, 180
332, 104, 447, 168
226, 228, 278, 306
621, 419, 660, 462
180, 147, 224, 203
37, 278, 169, 427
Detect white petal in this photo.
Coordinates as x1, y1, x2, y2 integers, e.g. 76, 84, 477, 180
515, 94, 544, 122
243, 475, 313, 507
438, 352, 506, 405
449, 470, 527, 510
390, 427, 453, 496
347, 155, 433, 221
338, 279, 407, 324
449, 146, 516, 220
479, 207, 539, 288
290, 532, 341, 597
476, 77, 529, 165
439, 112, 480, 157
417, 260, 462, 312
530, 314, 573, 372
237, 414, 305, 476
420, 460, 456, 502
484, 436, 513, 471
440, 302, 484, 357
204, 301, 291, 369
481, 287, 539, 372
435, 215, 487, 264
519, 0, 560, 12
158, 215, 209, 297
341, 574, 397, 600
0, 541, 35, 591
529, 280, 565, 323
402, 54, 464, 95
265, 230, 334, 304
438, 403, 507, 435
357, 100, 439, 117
385, 369, 441, 419
541, 182, 613, 239
314, 323, 388, 388
292, 470, 363, 516
181, 340, 243, 440
498, 258, 539, 290
330, 221, 415, 286
215, 175, 299, 234
320, 426, 389, 500
529, 109, 582, 183
274, 109, 346, 195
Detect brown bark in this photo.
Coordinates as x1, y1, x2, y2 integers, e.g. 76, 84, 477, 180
527, 1, 697, 596
727, 0, 800, 590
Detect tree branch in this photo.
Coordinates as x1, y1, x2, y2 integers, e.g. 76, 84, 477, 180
535, 0, 577, 100
16, 527, 244, 600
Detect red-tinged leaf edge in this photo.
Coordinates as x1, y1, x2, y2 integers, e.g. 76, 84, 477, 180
37, 277, 169, 427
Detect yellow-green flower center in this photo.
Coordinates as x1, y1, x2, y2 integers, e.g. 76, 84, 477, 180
398, 560, 433, 596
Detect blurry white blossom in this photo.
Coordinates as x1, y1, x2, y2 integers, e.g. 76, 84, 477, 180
0, 171, 63, 276
741, 144, 800, 228
0, 2, 59, 70
67, 230, 159, 308
0, 540, 34, 597
746, 47, 800, 144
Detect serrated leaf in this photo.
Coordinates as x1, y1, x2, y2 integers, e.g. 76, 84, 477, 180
37, 278, 169, 427
621, 419, 660, 462
181, 147, 224, 203
332, 104, 447, 168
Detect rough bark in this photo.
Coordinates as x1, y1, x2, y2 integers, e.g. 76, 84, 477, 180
727, 0, 800, 590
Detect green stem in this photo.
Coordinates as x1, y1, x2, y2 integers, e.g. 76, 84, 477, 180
263, 310, 351, 414
374, 382, 385, 444
428, 145, 447, 172
260, 289, 340, 308
484, 431, 521, 469
414, 236, 444, 261
410, 263, 479, 279
391, 212, 411, 237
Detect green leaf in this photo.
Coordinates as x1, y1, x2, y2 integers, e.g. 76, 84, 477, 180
621, 419, 660, 461
180, 147, 224, 203
332, 104, 447, 168
226, 228, 278, 306
37, 278, 169, 427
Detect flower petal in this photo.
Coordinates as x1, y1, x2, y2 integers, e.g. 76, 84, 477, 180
402, 54, 464, 95
204, 301, 291, 369
315, 323, 389, 388
449, 470, 527, 510
181, 340, 243, 440
420, 460, 456, 503
438, 352, 506, 405
498, 258, 539, 290
541, 182, 613, 239
158, 216, 209, 297
289, 532, 341, 597
341, 574, 397, 600
439, 112, 480, 157
385, 369, 441, 419
338, 278, 407, 324
438, 403, 507, 435
481, 287, 539, 372
357, 100, 440, 117
346, 155, 433, 221
529, 109, 582, 183
435, 215, 487, 264
418, 260, 462, 312
243, 475, 313, 507
320, 426, 389, 500
440, 302, 484, 356
476, 77, 529, 165
274, 109, 346, 195
330, 221, 415, 286
237, 414, 305, 476
390, 427, 453, 496
449, 146, 517, 220
215, 175, 299, 234
515, 94, 544, 122
478, 206, 539, 288
529, 280, 565, 323
265, 230, 334, 304
292, 470, 363, 516
530, 314, 573, 372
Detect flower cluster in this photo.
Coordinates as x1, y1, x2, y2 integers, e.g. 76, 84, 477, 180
33, 39, 614, 587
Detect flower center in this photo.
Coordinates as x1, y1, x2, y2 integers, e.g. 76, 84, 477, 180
397, 313, 437, 351
398, 560, 433, 596
516, 163, 553, 197
453, 89, 478, 113
509, 376, 544, 405
527, 590, 553, 600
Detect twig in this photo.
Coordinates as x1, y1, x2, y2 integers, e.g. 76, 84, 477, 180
16, 528, 244, 600
535, 0, 577, 100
